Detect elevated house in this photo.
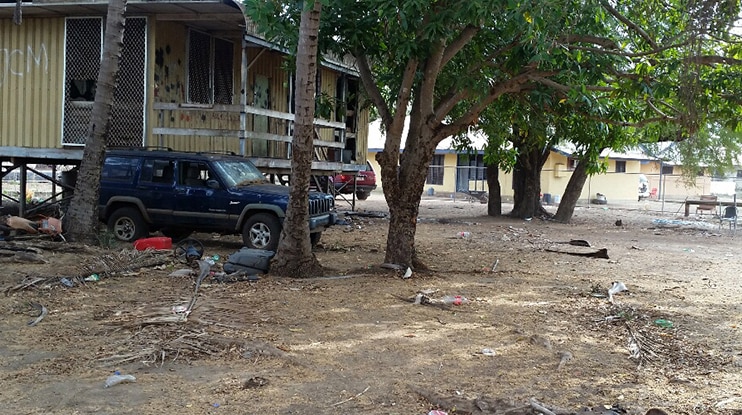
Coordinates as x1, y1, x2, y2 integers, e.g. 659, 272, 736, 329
0, 0, 369, 215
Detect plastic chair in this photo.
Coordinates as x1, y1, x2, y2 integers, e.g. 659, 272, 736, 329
719, 205, 737, 235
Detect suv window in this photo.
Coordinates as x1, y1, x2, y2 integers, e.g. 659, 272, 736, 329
140, 159, 174, 184
102, 156, 139, 182
211, 159, 267, 187
180, 161, 211, 187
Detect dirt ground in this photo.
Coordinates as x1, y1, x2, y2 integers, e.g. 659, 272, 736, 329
1, 192, 741, 415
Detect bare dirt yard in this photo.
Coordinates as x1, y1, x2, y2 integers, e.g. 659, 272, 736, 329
1, 193, 741, 415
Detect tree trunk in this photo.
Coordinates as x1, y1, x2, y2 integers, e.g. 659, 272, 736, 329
510, 145, 549, 219
270, 1, 323, 278
64, 0, 127, 244
553, 159, 589, 223
379, 131, 437, 269
485, 162, 502, 216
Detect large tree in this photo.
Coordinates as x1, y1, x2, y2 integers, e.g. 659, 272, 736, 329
248, 0, 741, 267
64, 0, 127, 243
270, 0, 324, 277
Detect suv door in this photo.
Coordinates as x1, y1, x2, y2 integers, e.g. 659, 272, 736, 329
174, 161, 232, 230
137, 158, 176, 224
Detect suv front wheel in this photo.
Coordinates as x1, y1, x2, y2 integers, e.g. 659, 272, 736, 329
242, 213, 280, 251
108, 207, 148, 242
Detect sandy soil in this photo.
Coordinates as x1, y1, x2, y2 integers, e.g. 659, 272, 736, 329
0, 193, 740, 415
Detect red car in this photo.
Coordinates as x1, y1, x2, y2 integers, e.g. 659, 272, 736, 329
332, 162, 377, 200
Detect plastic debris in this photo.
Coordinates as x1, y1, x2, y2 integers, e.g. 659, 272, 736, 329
402, 267, 412, 279
481, 348, 496, 356
104, 373, 137, 388
654, 319, 674, 328
607, 281, 628, 303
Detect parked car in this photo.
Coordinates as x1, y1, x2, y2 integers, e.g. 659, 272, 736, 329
98, 148, 336, 250
332, 162, 377, 200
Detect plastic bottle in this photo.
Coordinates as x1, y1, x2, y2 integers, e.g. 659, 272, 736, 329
104, 373, 137, 388
441, 295, 468, 305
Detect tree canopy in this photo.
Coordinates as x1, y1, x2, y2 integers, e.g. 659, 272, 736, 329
245, 0, 742, 266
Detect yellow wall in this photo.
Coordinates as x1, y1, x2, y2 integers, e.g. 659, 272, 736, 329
367, 148, 711, 202
0, 18, 66, 149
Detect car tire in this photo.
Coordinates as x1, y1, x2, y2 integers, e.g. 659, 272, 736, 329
356, 191, 370, 200
242, 213, 281, 251
107, 207, 148, 242
161, 227, 193, 242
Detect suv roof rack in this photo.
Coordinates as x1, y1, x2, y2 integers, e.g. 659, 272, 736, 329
108, 146, 174, 152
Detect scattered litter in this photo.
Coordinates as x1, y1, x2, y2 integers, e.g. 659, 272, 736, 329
608, 281, 628, 303
402, 267, 412, 279
169, 268, 195, 277
491, 259, 499, 272
133, 236, 172, 251
456, 231, 472, 240
84, 274, 100, 282
441, 295, 468, 305
654, 319, 674, 328
104, 373, 137, 388
428, 410, 449, 415
27, 302, 47, 327
59, 277, 74, 288
481, 348, 496, 356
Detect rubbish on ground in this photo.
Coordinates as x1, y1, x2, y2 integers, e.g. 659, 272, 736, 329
173, 238, 204, 263
428, 410, 449, 415
654, 319, 674, 328
457, 231, 472, 240
481, 348, 496, 356
491, 259, 499, 272
59, 277, 74, 288
133, 236, 172, 251
223, 247, 274, 274
441, 295, 468, 305
545, 247, 609, 259
608, 281, 628, 303
84, 274, 100, 282
554, 239, 592, 247
0, 215, 64, 240
27, 302, 47, 326
104, 373, 137, 388
169, 268, 195, 277
615, 219, 623, 226
402, 267, 412, 279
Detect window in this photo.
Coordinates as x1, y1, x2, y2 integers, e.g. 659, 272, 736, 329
140, 159, 174, 184
102, 157, 140, 182
615, 160, 626, 173
736, 170, 742, 178
427, 155, 445, 185
188, 30, 234, 104
661, 165, 674, 175
567, 157, 578, 170
458, 154, 486, 180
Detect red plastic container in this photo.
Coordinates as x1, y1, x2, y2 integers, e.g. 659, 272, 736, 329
133, 236, 172, 251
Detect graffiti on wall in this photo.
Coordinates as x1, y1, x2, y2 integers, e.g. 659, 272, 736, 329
0, 43, 48, 87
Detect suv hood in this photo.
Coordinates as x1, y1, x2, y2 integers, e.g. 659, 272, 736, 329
233, 183, 330, 200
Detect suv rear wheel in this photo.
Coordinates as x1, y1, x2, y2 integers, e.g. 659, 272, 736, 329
242, 213, 280, 251
108, 207, 148, 242
356, 191, 371, 200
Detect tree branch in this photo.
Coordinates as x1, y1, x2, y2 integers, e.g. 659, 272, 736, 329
600, 0, 658, 49
441, 25, 480, 68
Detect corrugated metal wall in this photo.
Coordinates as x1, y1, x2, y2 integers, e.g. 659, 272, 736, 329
0, 18, 65, 149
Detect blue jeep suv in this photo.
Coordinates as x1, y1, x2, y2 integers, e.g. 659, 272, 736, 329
99, 148, 336, 250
